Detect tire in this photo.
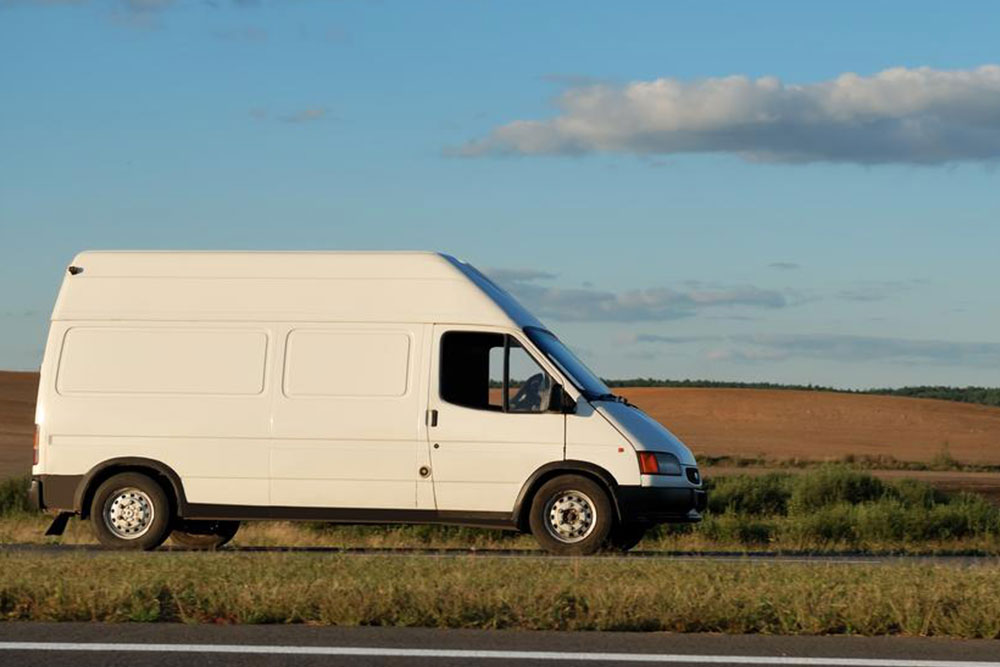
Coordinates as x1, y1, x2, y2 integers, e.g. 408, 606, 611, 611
608, 523, 647, 552
528, 474, 613, 556
89, 472, 172, 550
170, 521, 240, 550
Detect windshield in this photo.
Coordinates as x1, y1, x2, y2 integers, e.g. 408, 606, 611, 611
525, 327, 611, 400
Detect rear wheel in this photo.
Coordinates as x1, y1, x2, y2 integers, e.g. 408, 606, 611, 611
170, 520, 240, 550
89, 472, 172, 551
528, 474, 613, 556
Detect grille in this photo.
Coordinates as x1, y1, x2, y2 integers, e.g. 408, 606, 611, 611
685, 467, 701, 485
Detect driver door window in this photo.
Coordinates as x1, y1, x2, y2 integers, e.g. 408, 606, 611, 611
507, 339, 552, 413
440, 331, 553, 414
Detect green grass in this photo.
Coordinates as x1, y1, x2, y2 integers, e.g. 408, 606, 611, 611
4, 467, 1000, 552
682, 467, 1000, 549
1, 552, 999, 637
700, 450, 1000, 473
0, 476, 32, 517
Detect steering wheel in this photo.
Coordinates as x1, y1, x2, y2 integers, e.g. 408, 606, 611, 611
510, 373, 548, 411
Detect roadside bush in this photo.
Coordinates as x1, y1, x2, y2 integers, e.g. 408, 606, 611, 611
917, 494, 1000, 540
697, 514, 777, 546
887, 478, 948, 509
706, 473, 791, 516
788, 466, 887, 514
782, 502, 857, 545
853, 499, 909, 542
0, 476, 34, 517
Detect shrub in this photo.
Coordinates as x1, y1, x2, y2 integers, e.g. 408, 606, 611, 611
917, 494, 1000, 540
707, 473, 792, 516
0, 476, 34, 517
783, 503, 857, 545
886, 478, 947, 509
854, 499, 909, 542
695, 514, 777, 546
929, 443, 961, 471
788, 466, 887, 514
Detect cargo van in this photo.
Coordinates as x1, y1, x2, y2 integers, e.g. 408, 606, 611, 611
29, 251, 705, 554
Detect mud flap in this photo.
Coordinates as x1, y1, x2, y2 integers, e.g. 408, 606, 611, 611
45, 512, 73, 536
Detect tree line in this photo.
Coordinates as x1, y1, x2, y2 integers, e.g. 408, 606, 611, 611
602, 378, 1000, 408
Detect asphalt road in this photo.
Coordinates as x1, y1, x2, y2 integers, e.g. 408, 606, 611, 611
3, 543, 1000, 565
1, 624, 998, 667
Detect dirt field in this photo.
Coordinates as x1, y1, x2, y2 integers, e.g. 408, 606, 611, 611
2, 372, 999, 478
0, 371, 37, 479
617, 387, 1000, 466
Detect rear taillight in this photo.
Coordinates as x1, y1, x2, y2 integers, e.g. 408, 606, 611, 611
33, 425, 39, 466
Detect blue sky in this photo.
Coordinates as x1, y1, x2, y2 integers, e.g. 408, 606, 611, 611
1, 0, 999, 388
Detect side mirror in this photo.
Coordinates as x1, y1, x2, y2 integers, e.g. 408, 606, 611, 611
548, 384, 576, 414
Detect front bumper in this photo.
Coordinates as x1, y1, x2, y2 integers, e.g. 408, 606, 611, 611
617, 485, 707, 524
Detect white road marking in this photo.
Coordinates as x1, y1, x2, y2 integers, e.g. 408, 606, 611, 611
0, 643, 997, 665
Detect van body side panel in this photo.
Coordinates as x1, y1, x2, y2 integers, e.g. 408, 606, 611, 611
32, 324, 62, 474
41, 322, 272, 506
54, 277, 510, 326
415, 324, 436, 510
564, 402, 642, 487
268, 323, 424, 509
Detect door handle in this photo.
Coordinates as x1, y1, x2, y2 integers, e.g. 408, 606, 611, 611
428, 409, 438, 427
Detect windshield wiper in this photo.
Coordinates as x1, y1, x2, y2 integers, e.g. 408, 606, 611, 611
590, 392, 635, 407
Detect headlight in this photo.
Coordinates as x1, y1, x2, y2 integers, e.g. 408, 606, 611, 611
636, 451, 682, 476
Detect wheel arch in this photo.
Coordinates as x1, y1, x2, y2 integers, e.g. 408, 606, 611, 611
512, 460, 623, 532
75, 457, 188, 519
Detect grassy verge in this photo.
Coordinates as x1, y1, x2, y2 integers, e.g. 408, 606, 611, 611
4, 467, 1000, 552
701, 447, 1000, 473
0, 475, 33, 517
1, 552, 999, 637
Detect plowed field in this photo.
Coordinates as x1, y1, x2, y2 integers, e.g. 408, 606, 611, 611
616, 387, 1000, 466
3, 372, 999, 478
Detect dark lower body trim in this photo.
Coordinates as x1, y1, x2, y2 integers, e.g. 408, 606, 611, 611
30, 475, 83, 512
32, 474, 516, 530
617, 486, 707, 524
186, 504, 517, 531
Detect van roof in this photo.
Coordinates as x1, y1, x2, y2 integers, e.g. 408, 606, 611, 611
54, 251, 546, 329
69, 250, 469, 279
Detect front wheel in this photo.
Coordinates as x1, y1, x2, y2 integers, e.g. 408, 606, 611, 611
89, 472, 172, 550
528, 474, 613, 556
608, 523, 648, 552
170, 520, 240, 550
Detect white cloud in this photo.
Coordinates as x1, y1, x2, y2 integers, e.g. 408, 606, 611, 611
280, 107, 326, 123
631, 332, 1000, 366
455, 65, 1000, 165
740, 334, 1000, 365
488, 269, 787, 322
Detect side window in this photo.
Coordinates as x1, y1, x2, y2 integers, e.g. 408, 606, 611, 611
440, 331, 553, 413
440, 331, 505, 410
507, 339, 553, 413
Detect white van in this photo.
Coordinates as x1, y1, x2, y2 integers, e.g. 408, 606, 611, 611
28, 251, 705, 554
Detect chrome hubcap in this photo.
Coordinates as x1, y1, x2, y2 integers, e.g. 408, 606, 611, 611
544, 490, 597, 543
103, 487, 155, 539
